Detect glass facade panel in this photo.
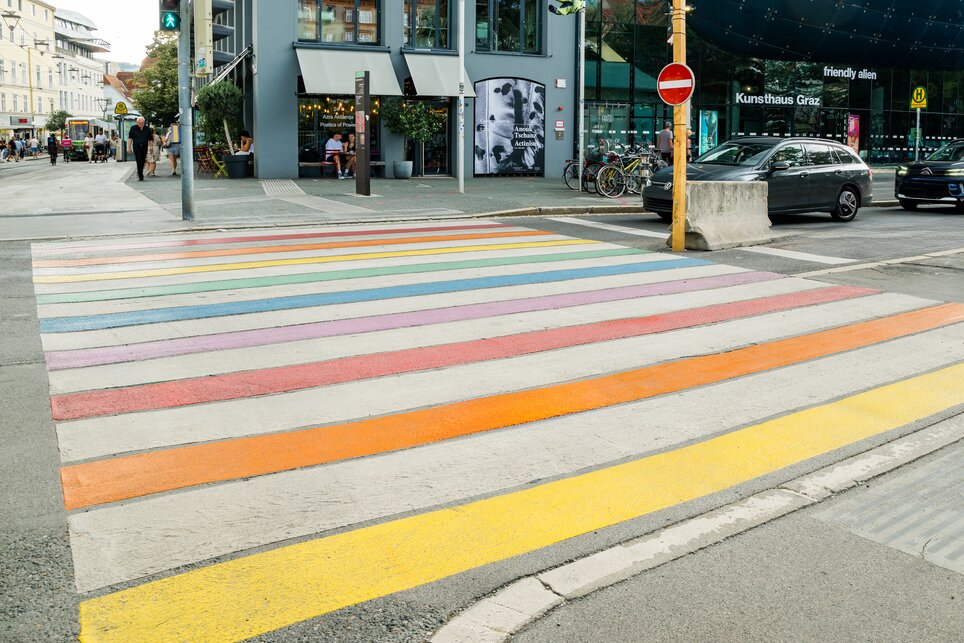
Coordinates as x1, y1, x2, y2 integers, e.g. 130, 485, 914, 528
475, 0, 542, 53
405, 0, 450, 48
298, 0, 379, 44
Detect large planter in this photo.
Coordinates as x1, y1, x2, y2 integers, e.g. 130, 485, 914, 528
392, 160, 413, 179
223, 153, 248, 179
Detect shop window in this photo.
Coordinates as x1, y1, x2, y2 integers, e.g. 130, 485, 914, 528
298, 95, 381, 162
298, 0, 379, 45
475, 0, 542, 54
404, 0, 450, 49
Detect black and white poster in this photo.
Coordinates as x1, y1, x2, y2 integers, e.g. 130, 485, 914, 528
474, 78, 545, 175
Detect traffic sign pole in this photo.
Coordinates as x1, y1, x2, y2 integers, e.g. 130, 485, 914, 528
915, 107, 921, 161
670, 0, 688, 252
178, 0, 195, 221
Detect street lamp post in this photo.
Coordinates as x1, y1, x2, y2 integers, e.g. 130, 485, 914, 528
457, 0, 465, 193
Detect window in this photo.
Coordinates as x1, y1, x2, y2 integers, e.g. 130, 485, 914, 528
298, 0, 379, 45
476, 0, 542, 54
37, 96, 42, 113
12, 94, 18, 111
0, 61, 4, 83
35, 64, 40, 87
47, 67, 52, 87
31, 3, 35, 16
404, 0, 450, 49
803, 143, 835, 166
0, 94, 5, 111
771, 144, 805, 167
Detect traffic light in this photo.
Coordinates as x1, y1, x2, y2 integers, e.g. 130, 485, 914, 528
159, 0, 181, 31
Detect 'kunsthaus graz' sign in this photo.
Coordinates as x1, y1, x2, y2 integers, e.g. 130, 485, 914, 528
735, 93, 822, 106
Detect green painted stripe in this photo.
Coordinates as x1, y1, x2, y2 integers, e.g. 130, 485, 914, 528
35, 248, 648, 304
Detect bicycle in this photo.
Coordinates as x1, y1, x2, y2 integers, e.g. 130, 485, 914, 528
562, 157, 605, 192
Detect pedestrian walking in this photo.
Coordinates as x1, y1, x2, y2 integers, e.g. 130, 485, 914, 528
164, 121, 181, 176
29, 136, 40, 158
6, 138, 18, 162
47, 133, 58, 165
16, 136, 26, 160
127, 117, 154, 181
145, 129, 160, 176
61, 135, 72, 162
84, 132, 94, 163
657, 121, 674, 165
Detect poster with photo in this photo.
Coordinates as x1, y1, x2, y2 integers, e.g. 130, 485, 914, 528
847, 114, 860, 153
474, 78, 545, 175
699, 110, 718, 155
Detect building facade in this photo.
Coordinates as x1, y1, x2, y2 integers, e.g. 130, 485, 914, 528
53, 8, 112, 129
0, 0, 57, 138
583, 0, 964, 164
212, 0, 577, 179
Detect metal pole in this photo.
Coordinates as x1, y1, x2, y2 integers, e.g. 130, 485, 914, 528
914, 107, 921, 161
457, 0, 465, 193
670, 0, 687, 252
577, 8, 585, 191
178, 0, 195, 221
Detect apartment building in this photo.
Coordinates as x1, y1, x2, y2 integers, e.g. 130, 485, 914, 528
0, 0, 57, 137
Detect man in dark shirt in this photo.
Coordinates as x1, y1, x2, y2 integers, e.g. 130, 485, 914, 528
127, 117, 154, 181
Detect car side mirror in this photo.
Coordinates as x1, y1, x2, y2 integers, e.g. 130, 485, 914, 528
769, 160, 791, 173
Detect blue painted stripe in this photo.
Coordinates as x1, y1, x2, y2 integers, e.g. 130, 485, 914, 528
39, 258, 710, 333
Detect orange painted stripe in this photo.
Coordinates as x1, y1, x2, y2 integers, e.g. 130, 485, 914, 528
32, 230, 552, 267
59, 304, 964, 511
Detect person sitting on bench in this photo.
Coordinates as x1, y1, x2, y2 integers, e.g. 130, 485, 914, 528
324, 132, 347, 179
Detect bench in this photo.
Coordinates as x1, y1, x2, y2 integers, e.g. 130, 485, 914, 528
299, 160, 387, 178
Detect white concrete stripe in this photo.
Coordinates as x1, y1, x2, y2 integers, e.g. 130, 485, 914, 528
31, 235, 578, 276
797, 246, 964, 277
29, 220, 506, 255
66, 325, 963, 592
56, 293, 932, 462
739, 246, 856, 265
32, 243, 615, 294
546, 217, 670, 239
39, 264, 738, 352
46, 277, 825, 394
658, 79, 693, 89
36, 254, 665, 318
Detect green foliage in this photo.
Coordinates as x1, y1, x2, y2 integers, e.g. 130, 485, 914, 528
381, 97, 446, 144
45, 110, 71, 133
131, 33, 179, 127
196, 82, 244, 146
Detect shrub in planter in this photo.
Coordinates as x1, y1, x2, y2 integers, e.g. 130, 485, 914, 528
196, 82, 243, 154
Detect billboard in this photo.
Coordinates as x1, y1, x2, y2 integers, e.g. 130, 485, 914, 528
699, 110, 718, 155
474, 78, 545, 175
847, 114, 860, 153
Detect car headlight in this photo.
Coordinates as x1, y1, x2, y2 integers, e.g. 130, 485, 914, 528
945, 168, 964, 177
897, 165, 908, 176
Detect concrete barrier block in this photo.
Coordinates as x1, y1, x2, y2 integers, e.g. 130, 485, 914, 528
666, 181, 779, 251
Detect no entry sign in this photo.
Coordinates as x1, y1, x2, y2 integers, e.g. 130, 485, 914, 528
657, 63, 695, 105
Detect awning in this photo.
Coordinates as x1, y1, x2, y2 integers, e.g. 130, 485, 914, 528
403, 53, 475, 97
295, 48, 403, 96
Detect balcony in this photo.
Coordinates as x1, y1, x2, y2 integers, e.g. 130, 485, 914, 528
213, 0, 235, 16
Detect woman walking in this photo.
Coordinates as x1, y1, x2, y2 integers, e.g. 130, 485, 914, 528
145, 128, 161, 176
84, 132, 94, 163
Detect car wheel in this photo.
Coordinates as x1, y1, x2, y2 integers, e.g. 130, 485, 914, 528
831, 186, 860, 221
898, 199, 918, 211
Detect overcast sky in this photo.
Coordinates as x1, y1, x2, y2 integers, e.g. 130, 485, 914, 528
55, 0, 157, 66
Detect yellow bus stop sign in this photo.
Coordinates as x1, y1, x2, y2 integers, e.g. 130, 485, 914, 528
911, 86, 927, 109
113, 102, 128, 115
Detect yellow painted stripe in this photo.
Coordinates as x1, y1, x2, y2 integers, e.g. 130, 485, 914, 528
78, 363, 964, 642
34, 240, 594, 284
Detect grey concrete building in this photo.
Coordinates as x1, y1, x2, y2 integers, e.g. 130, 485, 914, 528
210, 0, 578, 179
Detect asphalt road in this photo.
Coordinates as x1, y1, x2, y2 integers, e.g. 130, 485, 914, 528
0, 204, 961, 642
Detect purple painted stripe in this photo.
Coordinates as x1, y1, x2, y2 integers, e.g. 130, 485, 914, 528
44, 271, 784, 370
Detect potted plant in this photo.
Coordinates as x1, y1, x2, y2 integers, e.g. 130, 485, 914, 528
382, 97, 446, 179
196, 82, 247, 178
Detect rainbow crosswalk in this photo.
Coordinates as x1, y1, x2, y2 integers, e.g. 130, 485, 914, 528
30, 220, 964, 642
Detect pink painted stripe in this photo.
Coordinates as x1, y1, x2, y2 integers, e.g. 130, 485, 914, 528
31, 223, 511, 257
44, 271, 784, 371
49, 285, 877, 420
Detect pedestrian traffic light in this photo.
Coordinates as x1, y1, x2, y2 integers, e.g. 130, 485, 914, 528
159, 0, 181, 32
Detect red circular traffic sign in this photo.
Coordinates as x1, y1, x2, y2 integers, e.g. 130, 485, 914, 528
657, 63, 696, 105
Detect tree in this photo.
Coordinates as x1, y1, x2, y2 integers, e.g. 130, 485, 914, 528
45, 110, 71, 133
131, 33, 178, 127
196, 82, 243, 153
382, 97, 447, 174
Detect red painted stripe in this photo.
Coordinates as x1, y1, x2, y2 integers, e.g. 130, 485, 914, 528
31, 223, 511, 257
50, 286, 875, 421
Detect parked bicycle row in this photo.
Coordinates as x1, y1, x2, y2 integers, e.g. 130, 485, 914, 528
562, 143, 669, 198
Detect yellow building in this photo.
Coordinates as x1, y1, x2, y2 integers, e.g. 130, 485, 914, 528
0, 0, 58, 138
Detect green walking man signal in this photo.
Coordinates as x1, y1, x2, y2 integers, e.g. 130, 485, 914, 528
159, 0, 181, 31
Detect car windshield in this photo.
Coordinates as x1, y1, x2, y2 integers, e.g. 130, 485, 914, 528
694, 142, 776, 166
925, 144, 964, 162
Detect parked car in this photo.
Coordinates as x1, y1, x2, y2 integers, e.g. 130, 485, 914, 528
895, 139, 964, 211
642, 137, 873, 222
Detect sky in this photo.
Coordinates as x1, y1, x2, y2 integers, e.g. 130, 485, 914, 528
53, 0, 157, 66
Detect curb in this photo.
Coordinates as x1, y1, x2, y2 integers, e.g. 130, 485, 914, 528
475, 204, 646, 219
430, 412, 964, 642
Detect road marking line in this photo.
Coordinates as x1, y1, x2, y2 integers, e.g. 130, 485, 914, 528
39, 259, 708, 333
32, 231, 551, 268
547, 216, 670, 239
43, 268, 768, 370
32, 239, 595, 284
29, 222, 510, 257
738, 246, 856, 265
61, 299, 960, 511
76, 363, 964, 643
34, 248, 645, 305
798, 246, 964, 277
